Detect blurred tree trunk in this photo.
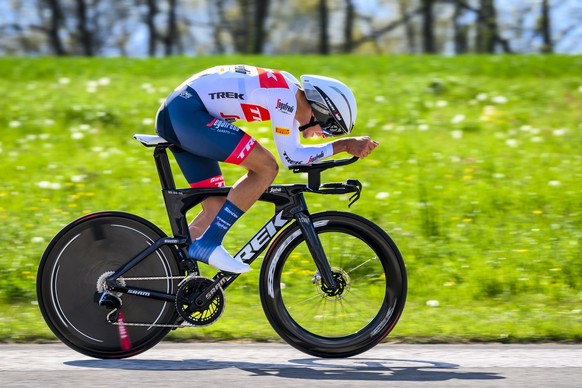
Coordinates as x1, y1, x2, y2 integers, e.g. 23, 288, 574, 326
452, 0, 511, 53
75, 0, 94, 56
540, 0, 553, 53
476, 0, 497, 53
144, 0, 159, 56
343, 0, 354, 53
209, 0, 226, 53
452, 0, 468, 54
252, 0, 270, 53
398, 0, 417, 54
319, 0, 330, 54
236, 0, 252, 53
211, 0, 268, 54
163, 0, 178, 56
43, 0, 67, 55
349, 5, 423, 51
421, 0, 435, 53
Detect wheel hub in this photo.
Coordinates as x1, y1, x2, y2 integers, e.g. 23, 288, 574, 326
96, 271, 125, 298
314, 268, 351, 300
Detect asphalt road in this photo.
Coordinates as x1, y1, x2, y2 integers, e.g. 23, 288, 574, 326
1, 343, 580, 387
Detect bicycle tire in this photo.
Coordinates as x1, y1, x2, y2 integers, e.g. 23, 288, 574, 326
37, 211, 182, 359
259, 211, 407, 358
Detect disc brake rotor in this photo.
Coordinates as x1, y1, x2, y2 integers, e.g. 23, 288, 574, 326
314, 267, 351, 300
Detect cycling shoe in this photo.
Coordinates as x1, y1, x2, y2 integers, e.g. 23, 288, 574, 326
193, 245, 250, 274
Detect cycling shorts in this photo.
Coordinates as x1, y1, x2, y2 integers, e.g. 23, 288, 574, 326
155, 86, 256, 188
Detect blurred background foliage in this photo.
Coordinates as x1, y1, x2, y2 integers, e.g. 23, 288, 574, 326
1, 54, 581, 342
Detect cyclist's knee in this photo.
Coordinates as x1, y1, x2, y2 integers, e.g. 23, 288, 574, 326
243, 144, 279, 181
262, 155, 279, 181
259, 154, 279, 184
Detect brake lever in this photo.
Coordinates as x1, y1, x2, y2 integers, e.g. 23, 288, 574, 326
347, 179, 362, 208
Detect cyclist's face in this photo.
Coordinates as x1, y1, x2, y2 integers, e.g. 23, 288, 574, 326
301, 113, 327, 138
302, 124, 326, 138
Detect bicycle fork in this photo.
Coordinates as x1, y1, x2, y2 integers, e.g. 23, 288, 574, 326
293, 210, 338, 291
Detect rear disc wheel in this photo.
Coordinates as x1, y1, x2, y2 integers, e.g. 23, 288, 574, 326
37, 212, 182, 359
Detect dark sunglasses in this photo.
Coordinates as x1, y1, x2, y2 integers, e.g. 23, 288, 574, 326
298, 115, 339, 137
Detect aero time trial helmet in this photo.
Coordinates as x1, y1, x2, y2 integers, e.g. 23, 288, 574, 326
300, 75, 357, 136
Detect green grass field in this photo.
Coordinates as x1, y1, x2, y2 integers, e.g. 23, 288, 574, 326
1, 55, 581, 343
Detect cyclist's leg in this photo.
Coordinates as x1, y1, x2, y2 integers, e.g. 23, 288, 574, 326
181, 143, 278, 240
156, 89, 229, 240
159, 87, 268, 272
189, 139, 278, 273
156, 87, 278, 214
188, 197, 226, 240
171, 150, 248, 273
227, 141, 279, 211
169, 149, 227, 239
182, 130, 278, 274
184, 142, 278, 254
186, 138, 278, 273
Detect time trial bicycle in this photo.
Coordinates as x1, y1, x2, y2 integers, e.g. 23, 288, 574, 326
37, 134, 407, 359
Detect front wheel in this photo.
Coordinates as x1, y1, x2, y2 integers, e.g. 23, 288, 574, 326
259, 211, 407, 358
37, 212, 183, 359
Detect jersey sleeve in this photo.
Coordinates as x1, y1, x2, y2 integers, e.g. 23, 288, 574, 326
266, 88, 334, 168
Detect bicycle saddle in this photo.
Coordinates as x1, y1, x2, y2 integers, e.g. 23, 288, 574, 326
134, 134, 169, 147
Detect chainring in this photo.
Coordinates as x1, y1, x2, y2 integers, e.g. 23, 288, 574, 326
175, 276, 225, 326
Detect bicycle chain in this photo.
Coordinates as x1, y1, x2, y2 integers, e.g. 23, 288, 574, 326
110, 320, 193, 328
116, 276, 187, 281
106, 275, 194, 328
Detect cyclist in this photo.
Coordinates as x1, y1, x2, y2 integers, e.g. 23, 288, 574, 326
155, 65, 379, 273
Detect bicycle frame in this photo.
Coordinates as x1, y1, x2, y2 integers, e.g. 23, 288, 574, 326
104, 139, 362, 307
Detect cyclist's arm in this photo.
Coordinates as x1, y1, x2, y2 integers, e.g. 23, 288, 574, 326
272, 122, 334, 167
273, 123, 379, 165
330, 136, 379, 159
267, 89, 334, 167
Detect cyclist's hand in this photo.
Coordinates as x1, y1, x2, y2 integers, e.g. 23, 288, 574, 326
343, 136, 379, 159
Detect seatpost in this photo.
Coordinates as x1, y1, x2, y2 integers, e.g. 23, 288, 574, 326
153, 145, 176, 190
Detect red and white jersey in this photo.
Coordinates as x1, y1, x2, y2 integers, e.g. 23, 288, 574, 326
176, 65, 333, 167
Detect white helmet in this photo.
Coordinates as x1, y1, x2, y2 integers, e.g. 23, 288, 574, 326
300, 75, 357, 136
